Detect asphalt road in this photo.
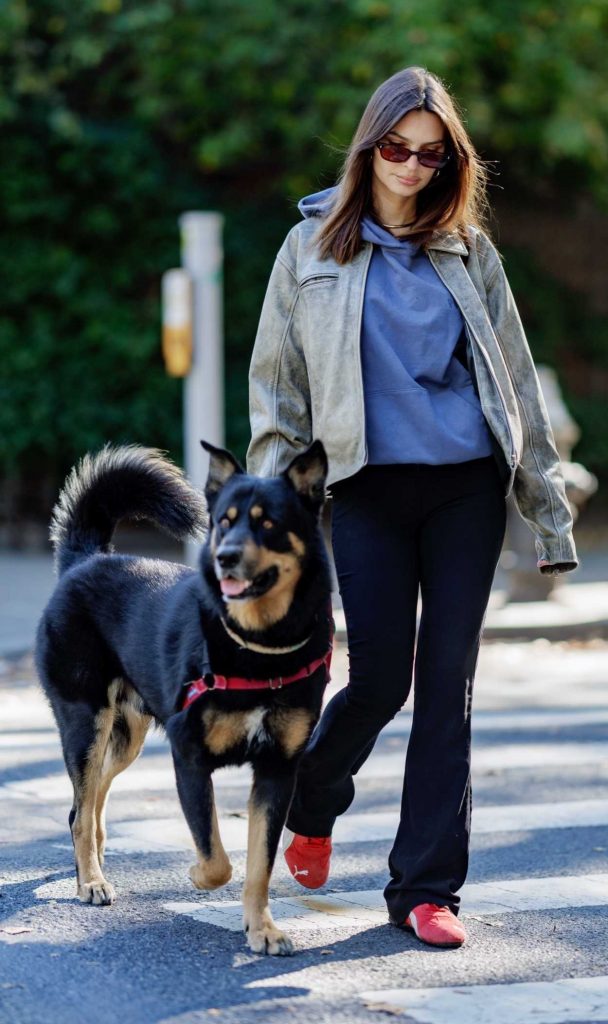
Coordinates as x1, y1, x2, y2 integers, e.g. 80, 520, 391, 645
1, 638, 608, 1024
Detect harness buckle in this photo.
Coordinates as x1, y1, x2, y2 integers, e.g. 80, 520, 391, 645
269, 676, 283, 690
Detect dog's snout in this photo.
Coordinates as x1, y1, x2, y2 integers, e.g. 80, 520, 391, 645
217, 547, 243, 570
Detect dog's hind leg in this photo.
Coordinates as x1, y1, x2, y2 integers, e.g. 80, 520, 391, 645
242, 765, 298, 956
170, 743, 232, 890
95, 686, 152, 866
62, 699, 117, 906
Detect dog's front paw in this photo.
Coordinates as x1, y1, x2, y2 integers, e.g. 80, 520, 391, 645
77, 879, 116, 906
245, 920, 295, 956
189, 860, 232, 891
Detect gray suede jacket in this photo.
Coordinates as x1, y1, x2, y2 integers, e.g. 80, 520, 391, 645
246, 199, 578, 572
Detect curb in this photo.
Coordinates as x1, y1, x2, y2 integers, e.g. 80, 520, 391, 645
331, 618, 608, 646
331, 581, 608, 646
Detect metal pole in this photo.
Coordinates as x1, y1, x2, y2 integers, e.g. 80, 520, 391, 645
179, 211, 225, 565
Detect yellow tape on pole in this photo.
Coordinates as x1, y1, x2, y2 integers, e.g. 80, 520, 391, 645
161, 269, 193, 377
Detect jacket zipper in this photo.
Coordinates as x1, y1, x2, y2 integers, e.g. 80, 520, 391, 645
428, 252, 518, 470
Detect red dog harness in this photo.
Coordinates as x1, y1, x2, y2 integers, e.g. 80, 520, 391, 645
182, 647, 333, 709
182, 607, 335, 711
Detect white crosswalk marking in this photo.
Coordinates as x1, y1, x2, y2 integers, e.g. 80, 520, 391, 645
1, 706, 606, 750
163, 872, 608, 933
0, 729, 169, 750
355, 743, 608, 777
89, 796, 608, 855
3, 737, 607, 803
0, 763, 252, 801
359, 977, 608, 1024
384, 706, 608, 733
4, 706, 608, 749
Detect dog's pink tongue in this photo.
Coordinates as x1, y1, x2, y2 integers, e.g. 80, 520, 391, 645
220, 577, 250, 597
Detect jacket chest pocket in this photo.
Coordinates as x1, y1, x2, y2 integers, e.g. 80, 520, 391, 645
298, 273, 339, 290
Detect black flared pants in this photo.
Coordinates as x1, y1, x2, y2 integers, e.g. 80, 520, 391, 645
286, 454, 507, 922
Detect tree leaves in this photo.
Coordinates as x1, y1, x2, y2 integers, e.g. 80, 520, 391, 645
0, 0, 607, 501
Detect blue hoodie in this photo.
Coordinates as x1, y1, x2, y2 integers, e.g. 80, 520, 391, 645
298, 186, 494, 465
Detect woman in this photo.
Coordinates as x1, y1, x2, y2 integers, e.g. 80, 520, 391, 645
245, 66, 578, 949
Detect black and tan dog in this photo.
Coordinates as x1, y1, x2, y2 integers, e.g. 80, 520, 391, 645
35, 439, 334, 955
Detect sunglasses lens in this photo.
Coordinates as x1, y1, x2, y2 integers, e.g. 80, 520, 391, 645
418, 152, 448, 168
377, 143, 449, 168
378, 144, 406, 162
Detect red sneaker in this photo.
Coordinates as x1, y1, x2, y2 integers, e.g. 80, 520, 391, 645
282, 828, 332, 889
402, 903, 466, 948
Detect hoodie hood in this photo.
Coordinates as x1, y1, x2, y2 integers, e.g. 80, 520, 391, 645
297, 185, 339, 219
298, 184, 420, 259
297, 183, 469, 257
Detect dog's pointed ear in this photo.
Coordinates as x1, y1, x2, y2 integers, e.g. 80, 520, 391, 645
282, 440, 328, 510
200, 440, 245, 502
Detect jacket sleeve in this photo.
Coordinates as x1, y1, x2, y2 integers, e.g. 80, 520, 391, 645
246, 243, 313, 478
482, 244, 578, 572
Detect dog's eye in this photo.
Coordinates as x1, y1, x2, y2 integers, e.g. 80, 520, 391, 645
262, 519, 274, 530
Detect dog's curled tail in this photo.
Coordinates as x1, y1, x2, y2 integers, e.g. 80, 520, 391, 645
50, 445, 208, 575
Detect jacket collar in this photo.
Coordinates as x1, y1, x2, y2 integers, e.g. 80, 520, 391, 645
426, 230, 469, 255
299, 210, 469, 256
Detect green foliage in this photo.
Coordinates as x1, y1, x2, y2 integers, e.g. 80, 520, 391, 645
1, 0, 607, 513
0, 123, 188, 474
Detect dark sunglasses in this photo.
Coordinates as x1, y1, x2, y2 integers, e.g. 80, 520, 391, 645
375, 141, 451, 169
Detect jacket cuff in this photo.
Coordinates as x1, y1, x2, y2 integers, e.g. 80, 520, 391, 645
534, 534, 579, 571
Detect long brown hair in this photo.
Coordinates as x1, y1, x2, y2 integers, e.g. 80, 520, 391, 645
313, 66, 492, 265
